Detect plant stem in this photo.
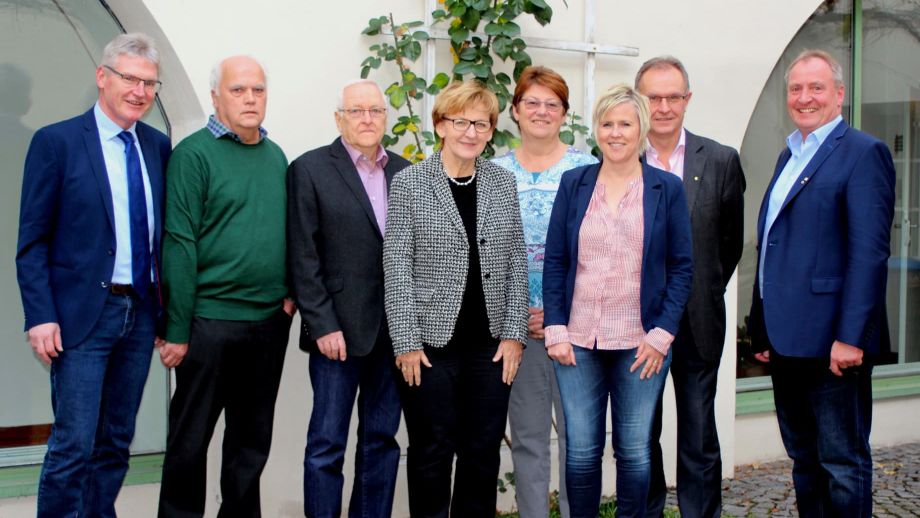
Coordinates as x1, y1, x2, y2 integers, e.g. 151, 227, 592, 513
388, 12, 425, 156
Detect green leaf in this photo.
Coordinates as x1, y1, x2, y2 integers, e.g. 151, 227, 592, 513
405, 41, 422, 60
492, 37, 511, 59
389, 88, 407, 108
559, 130, 574, 145
502, 21, 521, 37
496, 72, 512, 85
431, 72, 450, 88
472, 64, 490, 78
393, 123, 407, 135
484, 22, 503, 36
529, 0, 549, 8
449, 3, 466, 17
432, 9, 448, 20
462, 8, 481, 30
412, 31, 429, 41
406, 21, 424, 28
459, 47, 479, 60
453, 61, 475, 75
360, 66, 370, 79
450, 27, 470, 45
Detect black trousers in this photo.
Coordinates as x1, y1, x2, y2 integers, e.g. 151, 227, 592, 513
647, 323, 722, 518
398, 339, 511, 518
158, 309, 291, 518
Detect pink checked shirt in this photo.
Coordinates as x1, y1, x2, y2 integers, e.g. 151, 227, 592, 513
342, 140, 389, 233
544, 179, 674, 354
646, 128, 686, 179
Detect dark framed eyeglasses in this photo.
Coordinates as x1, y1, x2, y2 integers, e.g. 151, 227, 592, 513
103, 65, 162, 93
443, 116, 492, 133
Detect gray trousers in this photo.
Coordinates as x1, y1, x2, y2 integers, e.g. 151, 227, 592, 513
509, 337, 569, 518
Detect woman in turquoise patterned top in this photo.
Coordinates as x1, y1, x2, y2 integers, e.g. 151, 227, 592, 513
492, 66, 597, 518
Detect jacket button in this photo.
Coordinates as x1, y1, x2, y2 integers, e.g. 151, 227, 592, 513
107, 249, 114, 256
484, 273, 491, 279
100, 281, 108, 288
479, 238, 486, 245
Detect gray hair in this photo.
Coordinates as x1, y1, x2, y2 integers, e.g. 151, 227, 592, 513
634, 55, 690, 94
336, 79, 386, 110
785, 49, 845, 87
100, 33, 159, 68
210, 55, 268, 94
593, 84, 651, 155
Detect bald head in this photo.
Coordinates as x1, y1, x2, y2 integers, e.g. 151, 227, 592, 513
210, 55, 267, 144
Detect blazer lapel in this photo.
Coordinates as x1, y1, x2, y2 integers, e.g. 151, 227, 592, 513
330, 138, 384, 238
757, 149, 791, 244
572, 164, 600, 254
682, 131, 706, 213
475, 157, 493, 237
430, 153, 467, 238
642, 163, 662, 268
777, 121, 848, 215
83, 110, 116, 235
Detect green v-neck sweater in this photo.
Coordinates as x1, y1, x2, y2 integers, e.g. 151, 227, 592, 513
162, 128, 288, 343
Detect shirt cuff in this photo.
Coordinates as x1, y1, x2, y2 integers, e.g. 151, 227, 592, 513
644, 327, 675, 355
544, 325, 570, 347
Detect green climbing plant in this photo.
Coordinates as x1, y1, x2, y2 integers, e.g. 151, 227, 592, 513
360, 0, 590, 163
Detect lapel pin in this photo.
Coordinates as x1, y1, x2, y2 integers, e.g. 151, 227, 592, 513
693, 176, 699, 181
801, 176, 809, 185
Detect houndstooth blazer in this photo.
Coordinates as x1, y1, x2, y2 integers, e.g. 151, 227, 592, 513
383, 152, 529, 356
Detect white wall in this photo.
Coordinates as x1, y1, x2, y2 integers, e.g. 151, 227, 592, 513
1, 0, 834, 515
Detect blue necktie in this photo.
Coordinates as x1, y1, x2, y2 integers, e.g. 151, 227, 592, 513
117, 131, 150, 298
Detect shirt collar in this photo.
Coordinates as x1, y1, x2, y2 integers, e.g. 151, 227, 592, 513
206, 114, 268, 143
94, 102, 137, 142
341, 138, 388, 169
646, 127, 686, 160
786, 114, 843, 155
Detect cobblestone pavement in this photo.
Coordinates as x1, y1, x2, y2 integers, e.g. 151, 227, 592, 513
662, 442, 920, 517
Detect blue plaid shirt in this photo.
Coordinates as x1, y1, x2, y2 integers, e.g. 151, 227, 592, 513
205, 114, 268, 143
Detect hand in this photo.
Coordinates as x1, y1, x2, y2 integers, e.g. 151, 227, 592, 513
527, 307, 545, 340
316, 330, 347, 361
158, 341, 188, 368
629, 341, 665, 380
493, 339, 524, 385
283, 298, 296, 316
829, 340, 863, 377
753, 350, 771, 363
395, 350, 432, 387
27, 322, 62, 365
546, 341, 576, 366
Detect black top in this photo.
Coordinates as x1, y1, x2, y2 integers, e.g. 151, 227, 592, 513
448, 176, 497, 347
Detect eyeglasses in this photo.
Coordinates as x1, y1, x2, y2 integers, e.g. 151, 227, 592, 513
647, 94, 688, 106
442, 117, 492, 133
339, 108, 387, 119
520, 97, 564, 113
103, 65, 162, 93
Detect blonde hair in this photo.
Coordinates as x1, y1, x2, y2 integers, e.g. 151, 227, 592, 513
592, 83, 651, 154
432, 80, 500, 127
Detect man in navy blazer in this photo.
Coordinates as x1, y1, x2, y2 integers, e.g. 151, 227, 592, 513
750, 50, 895, 517
16, 33, 170, 517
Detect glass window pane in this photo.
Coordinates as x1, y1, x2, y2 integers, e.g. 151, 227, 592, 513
862, 0, 920, 366
0, 0, 169, 464
736, 1, 852, 379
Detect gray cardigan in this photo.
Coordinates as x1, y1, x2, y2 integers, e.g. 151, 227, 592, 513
383, 152, 529, 356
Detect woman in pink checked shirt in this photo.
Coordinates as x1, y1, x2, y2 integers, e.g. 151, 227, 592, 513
541, 84, 693, 518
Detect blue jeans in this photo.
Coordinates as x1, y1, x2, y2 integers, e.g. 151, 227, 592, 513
304, 338, 402, 518
554, 345, 671, 518
37, 292, 155, 518
771, 351, 873, 518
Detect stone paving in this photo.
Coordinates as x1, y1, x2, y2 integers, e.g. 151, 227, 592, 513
661, 442, 920, 517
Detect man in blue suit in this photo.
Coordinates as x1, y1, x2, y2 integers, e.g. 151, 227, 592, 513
750, 49, 895, 518
16, 33, 171, 517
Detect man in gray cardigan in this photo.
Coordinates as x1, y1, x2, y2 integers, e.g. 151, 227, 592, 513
637, 56, 746, 518
287, 79, 410, 518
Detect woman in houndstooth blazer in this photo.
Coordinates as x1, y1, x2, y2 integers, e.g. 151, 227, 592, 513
383, 80, 529, 517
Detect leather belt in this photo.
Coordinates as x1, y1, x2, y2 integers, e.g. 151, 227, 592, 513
109, 283, 134, 296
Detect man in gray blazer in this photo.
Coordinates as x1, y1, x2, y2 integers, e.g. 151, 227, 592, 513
636, 56, 746, 518
287, 79, 410, 518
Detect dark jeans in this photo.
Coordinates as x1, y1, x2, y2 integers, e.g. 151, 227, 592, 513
158, 309, 291, 518
303, 335, 402, 518
648, 327, 722, 518
37, 292, 155, 518
554, 345, 671, 518
398, 339, 510, 518
770, 350, 873, 518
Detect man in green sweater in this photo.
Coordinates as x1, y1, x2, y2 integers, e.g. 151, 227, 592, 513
157, 55, 294, 517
